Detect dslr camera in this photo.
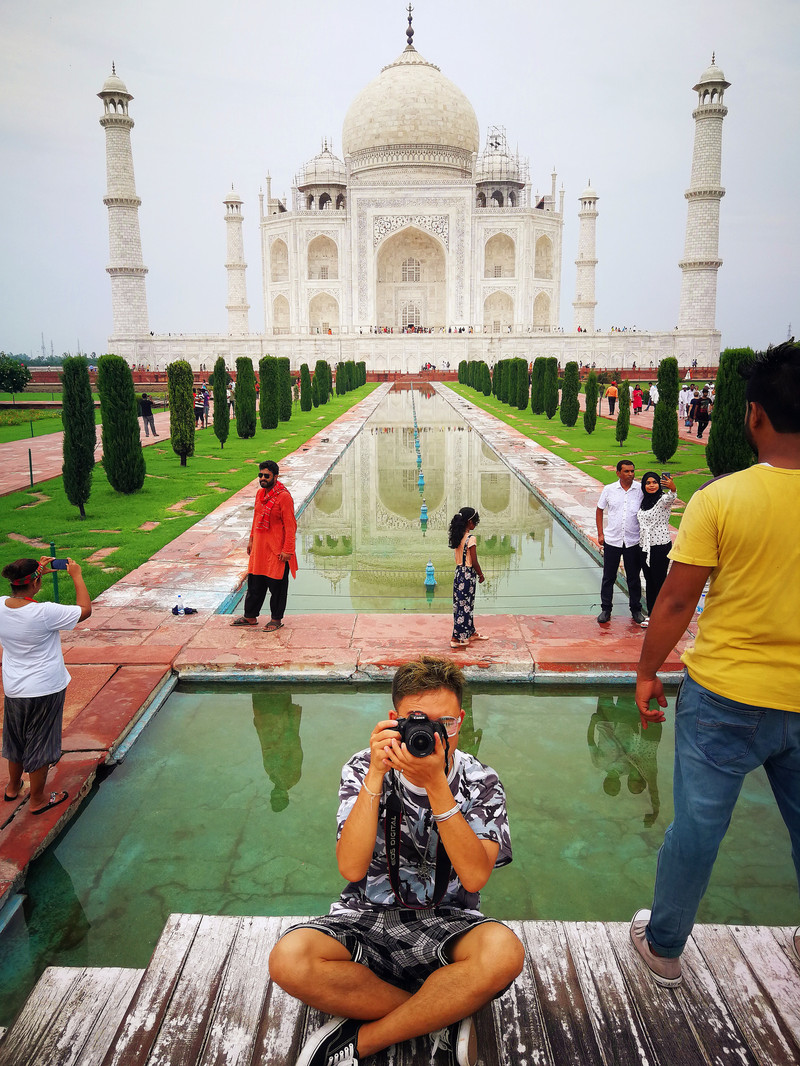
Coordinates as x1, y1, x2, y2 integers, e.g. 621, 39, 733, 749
394, 712, 448, 758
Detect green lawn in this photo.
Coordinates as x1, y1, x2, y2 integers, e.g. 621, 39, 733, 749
1, 387, 377, 604
0, 407, 104, 443
449, 384, 712, 524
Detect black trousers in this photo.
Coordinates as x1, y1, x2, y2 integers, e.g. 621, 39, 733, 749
600, 542, 642, 614
641, 542, 671, 615
243, 564, 289, 621
608, 397, 616, 415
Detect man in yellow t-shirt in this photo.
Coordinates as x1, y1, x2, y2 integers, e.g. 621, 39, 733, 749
629, 341, 800, 987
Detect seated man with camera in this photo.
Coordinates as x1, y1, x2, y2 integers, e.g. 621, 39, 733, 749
269, 655, 524, 1066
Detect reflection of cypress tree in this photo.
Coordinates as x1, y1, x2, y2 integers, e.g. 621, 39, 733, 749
456, 693, 482, 760
252, 692, 304, 812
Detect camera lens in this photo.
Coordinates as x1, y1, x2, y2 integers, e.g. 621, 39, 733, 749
405, 726, 435, 757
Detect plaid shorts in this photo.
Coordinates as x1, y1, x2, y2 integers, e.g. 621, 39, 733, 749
281, 907, 500, 991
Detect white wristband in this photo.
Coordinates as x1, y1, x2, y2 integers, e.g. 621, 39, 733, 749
432, 803, 460, 823
362, 781, 382, 798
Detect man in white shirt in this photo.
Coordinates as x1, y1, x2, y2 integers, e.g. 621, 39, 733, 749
595, 460, 645, 624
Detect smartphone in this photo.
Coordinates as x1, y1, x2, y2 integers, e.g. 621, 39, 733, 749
661, 472, 671, 480
51, 558, 68, 570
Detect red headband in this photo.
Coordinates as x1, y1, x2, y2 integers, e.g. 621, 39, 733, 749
10, 564, 45, 586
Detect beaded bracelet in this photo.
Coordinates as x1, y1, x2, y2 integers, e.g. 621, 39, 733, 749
432, 803, 460, 823
362, 781, 382, 798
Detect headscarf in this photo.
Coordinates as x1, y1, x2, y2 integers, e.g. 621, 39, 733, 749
639, 471, 663, 511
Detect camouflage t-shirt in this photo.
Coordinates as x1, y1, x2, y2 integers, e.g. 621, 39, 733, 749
330, 748, 512, 916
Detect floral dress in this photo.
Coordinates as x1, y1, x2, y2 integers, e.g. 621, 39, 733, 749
452, 535, 477, 643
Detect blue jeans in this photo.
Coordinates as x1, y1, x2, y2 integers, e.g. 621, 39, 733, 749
647, 672, 800, 958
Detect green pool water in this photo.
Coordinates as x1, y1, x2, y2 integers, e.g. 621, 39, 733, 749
230, 386, 628, 615
1, 682, 796, 1025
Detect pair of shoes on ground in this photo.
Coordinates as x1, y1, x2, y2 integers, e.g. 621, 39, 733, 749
230, 617, 284, 632
296, 1015, 477, 1066
596, 610, 647, 625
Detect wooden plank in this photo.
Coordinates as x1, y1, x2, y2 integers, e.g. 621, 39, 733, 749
605, 922, 723, 1066
72, 969, 146, 1066
521, 921, 603, 1066
485, 920, 550, 1066
199, 916, 281, 1066
146, 914, 240, 1066
101, 912, 203, 1066
251, 917, 312, 1066
0, 967, 77, 1066
693, 924, 800, 1065
565, 922, 657, 1066
730, 926, 800, 1051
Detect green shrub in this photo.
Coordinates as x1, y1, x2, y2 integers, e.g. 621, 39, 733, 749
314, 360, 329, 404
531, 358, 546, 414
543, 358, 559, 419
705, 347, 756, 476
61, 356, 95, 517
615, 379, 631, 446
516, 359, 529, 410
584, 371, 598, 434
277, 357, 292, 421
235, 357, 257, 438
311, 374, 320, 407
300, 363, 312, 411
98, 354, 145, 491
212, 356, 230, 449
259, 356, 279, 428
0, 353, 32, 393
560, 361, 580, 426
167, 360, 195, 466
652, 357, 680, 463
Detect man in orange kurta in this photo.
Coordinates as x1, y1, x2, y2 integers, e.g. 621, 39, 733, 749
234, 460, 297, 632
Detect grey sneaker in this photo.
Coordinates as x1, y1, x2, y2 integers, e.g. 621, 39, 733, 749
596, 609, 612, 624
296, 1017, 360, 1066
629, 909, 682, 987
429, 1016, 477, 1066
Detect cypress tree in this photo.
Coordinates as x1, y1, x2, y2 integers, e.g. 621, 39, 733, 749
543, 357, 559, 419
491, 362, 499, 397
314, 360, 328, 404
531, 357, 546, 414
277, 357, 292, 421
482, 362, 492, 396
167, 359, 195, 466
348, 360, 358, 390
358, 361, 367, 386
516, 359, 529, 410
504, 360, 517, 405
235, 357, 257, 438
61, 355, 95, 517
260, 356, 279, 428
300, 363, 313, 411
705, 347, 756, 476
97, 353, 146, 491
584, 371, 598, 434
311, 374, 320, 407
212, 355, 230, 449
336, 362, 345, 395
615, 379, 631, 446
652, 357, 680, 463
560, 361, 580, 426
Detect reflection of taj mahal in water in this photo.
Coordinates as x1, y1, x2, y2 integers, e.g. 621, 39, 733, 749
99, 10, 730, 372
292, 390, 608, 614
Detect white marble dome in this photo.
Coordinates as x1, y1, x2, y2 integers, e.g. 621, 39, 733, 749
297, 146, 347, 189
342, 46, 479, 172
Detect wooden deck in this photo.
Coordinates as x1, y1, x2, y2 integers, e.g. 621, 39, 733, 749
1, 914, 798, 1066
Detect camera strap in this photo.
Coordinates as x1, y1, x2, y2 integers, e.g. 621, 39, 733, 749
384, 781, 452, 910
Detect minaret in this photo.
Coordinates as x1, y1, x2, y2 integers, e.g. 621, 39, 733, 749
573, 182, 598, 332
678, 56, 730, 330
98, 66, 149, 336
223, 186, 250, 335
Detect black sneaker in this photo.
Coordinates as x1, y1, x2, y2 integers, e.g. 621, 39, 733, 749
296, 1017, 360, 1066
429, 1016, 477, 1066
631, 609, 647, 624
596, 609, 612, 624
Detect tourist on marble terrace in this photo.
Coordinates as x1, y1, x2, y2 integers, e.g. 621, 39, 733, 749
604, 381, 618, 415
595, 460, 646, 626
632, 385, 644, 415
646, 381, 659, 410
632, 342, 800, 987
689, 386, 713, 439
448, 507, 487, 650
637, 471, 677, 627
268, 655, 524, 1066
139, 392, 158, 438
232, 459, 297, 633
0, 557, 92, 814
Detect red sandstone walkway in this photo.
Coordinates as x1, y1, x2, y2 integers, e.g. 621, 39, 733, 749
0, 410, 173, 496
578, 391, 710, 445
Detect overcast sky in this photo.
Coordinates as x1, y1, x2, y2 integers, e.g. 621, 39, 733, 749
1, 0, 798, 357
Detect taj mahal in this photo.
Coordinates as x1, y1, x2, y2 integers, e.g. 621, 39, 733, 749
99, 10, 730, 372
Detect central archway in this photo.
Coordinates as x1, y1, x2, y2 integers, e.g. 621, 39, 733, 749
376, 227, 446, 330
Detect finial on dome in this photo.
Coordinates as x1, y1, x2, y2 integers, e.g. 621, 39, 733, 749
406, 3, 415, 49
112, 61, 116, 75
712, 51, 715, 64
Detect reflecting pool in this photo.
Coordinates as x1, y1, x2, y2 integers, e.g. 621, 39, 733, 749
236, 385, 627, 614
1, 682, 796, 1024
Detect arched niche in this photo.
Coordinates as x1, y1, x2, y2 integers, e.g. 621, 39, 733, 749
376, 226, 446, 330
476, 191, 486, 208
273, 294, 290, 332
484, 291, 514, 333
533, 291, 550, 328
484, 233, 515, 278
309, 292, 339, 333
535, 235, 553, 279
271, 238, 289, 283
308, 235, 338, 280
480, 471, 511, 513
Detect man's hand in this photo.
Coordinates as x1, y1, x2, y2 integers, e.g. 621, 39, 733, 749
635, 676, 668, 729
383, 732, 448, 791
597, 531, 605, 548
278, 551, 292, 562
247, 537, 253, 556
368, 719, 403, 778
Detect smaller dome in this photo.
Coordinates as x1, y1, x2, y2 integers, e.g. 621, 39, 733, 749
296, 145, 347, 189
99, 68, 130, 97
580, 182, 598, 200
475, 149, 520, 184
694, 55, 730, 92
224, 186, 243, 203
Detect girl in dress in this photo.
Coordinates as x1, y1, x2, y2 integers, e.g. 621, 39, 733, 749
448, 507, 486, 648
637, 472, 677, 626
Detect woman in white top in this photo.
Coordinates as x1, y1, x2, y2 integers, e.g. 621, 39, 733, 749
447, 507, 486, 648
0, 557, 91, 813
637, 473, 677, 625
